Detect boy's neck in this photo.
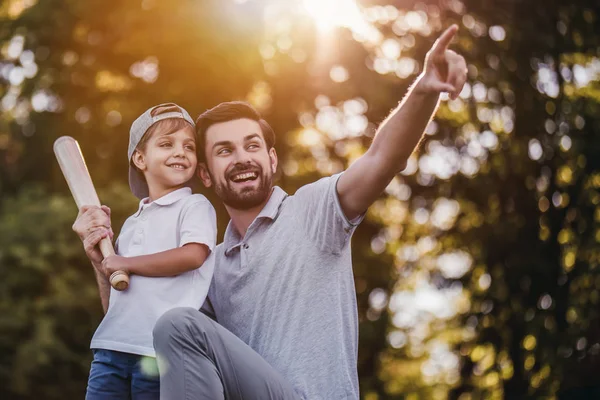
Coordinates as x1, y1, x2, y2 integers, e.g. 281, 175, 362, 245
147, 185, 185, 203
225, 189, 274, 238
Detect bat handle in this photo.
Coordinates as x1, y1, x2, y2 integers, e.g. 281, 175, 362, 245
99, 237, 130, 291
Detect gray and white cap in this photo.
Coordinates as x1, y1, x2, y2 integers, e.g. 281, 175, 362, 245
128, 103, 195, 199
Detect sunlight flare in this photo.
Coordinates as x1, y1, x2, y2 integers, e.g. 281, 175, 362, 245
302, 0, 363, 33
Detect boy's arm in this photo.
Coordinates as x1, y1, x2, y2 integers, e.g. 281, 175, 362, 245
101, 196, 216, 278
102, 243, 210, 278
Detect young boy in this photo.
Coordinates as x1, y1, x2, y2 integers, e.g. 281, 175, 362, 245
85, 103, 216, 400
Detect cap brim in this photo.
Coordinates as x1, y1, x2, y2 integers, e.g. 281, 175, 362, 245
129, 165, 149, 200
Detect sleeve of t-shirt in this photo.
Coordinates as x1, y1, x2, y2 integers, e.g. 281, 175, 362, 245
178, 195, 217, 251
291, 172, 365, 254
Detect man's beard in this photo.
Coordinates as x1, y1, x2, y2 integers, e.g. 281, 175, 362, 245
210, 163, 273, 210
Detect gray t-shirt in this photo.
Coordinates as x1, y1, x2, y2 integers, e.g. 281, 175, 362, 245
208, 173, 363, 400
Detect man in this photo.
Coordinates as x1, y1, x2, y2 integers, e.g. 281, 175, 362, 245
73, 25, 467, 399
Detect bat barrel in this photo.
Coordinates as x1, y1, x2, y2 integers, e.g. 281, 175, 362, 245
54, 136, 129, 291
53, 136, 101, 208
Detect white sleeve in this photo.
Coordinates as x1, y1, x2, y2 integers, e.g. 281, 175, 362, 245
178, 195, 217, 251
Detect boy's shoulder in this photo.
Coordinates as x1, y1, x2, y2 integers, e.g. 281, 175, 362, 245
173, 194, 217, 220
178, 193, 213, 209
183, 193, 210, 202
121, 193, 211, 220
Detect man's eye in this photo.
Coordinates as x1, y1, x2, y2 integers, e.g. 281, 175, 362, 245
248, 144, 259, 149
217, 148, 231, 155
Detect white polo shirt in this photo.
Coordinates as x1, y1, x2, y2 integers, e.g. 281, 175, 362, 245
91, 187, 216, 357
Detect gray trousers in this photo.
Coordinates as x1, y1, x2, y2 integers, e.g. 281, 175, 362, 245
153, 307, 300, 400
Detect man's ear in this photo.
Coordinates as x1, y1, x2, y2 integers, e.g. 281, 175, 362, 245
268, 147, 278, 174
198, 163, 213, 188
131, 150, 146, 171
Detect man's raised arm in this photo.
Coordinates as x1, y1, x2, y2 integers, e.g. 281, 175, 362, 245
72, 205, 114, 313
337, 25, 467, 220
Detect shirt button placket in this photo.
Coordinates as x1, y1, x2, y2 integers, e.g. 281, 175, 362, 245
240, 243, 249, 268
134, 211, 146, 246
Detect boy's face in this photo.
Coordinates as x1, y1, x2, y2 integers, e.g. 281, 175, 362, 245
199, 118, 277, 210
132, 127, 197, 195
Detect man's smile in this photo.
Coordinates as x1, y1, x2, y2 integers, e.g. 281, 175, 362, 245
230, 171, 258, 183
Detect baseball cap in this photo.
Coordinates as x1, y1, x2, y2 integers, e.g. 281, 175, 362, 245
128, 103, 196, 199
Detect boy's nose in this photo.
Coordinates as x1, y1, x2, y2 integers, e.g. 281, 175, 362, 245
173, 145, 186, 157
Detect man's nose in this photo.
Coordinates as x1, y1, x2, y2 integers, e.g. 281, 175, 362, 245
232, 149, 252, 164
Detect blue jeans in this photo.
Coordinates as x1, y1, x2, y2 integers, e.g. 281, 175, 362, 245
86, 349, 160, 400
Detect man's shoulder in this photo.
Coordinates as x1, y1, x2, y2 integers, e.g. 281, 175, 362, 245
286, 172, 342, 202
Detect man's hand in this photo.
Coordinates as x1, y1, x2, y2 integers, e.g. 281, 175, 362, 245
72, 205, 113, 264
417, 24, 467, 99
102, 255, 131, 279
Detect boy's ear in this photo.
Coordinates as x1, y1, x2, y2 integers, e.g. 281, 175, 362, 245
198, 163, 213, 188
131, 150, 146, 171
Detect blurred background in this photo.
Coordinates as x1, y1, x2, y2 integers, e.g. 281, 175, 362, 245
1, 0, 599, 399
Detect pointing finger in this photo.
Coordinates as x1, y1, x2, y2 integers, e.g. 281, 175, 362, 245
431, 24, 458, 56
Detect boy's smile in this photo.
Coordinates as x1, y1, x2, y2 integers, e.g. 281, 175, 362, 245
133, 127, 197, 200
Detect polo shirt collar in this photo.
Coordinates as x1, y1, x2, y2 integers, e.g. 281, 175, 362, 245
134, 187, 192, 216
223, 186, 287, 254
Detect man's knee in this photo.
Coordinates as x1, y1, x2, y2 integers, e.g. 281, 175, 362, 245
154, 307, 198, 347
153, 307, 213, 350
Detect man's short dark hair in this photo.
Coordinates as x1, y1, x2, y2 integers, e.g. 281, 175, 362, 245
195, 101, 275, 161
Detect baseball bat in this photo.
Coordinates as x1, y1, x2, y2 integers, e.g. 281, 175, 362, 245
53, 136, 129, 291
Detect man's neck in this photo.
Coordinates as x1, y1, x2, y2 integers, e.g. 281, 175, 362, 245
225, 189, 274, 238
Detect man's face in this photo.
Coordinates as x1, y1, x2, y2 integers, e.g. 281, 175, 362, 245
200, 118, 277, 210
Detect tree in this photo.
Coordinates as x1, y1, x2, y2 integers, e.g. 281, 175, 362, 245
2, 0, 600, 398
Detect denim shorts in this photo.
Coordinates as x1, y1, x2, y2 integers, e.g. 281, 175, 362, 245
86, 349, 160, 400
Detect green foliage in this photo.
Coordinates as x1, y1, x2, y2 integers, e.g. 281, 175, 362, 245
0, 184, 136, 399
2, 0, 600, 399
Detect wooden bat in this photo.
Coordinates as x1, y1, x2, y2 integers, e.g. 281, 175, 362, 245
53, 136, 129, 291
